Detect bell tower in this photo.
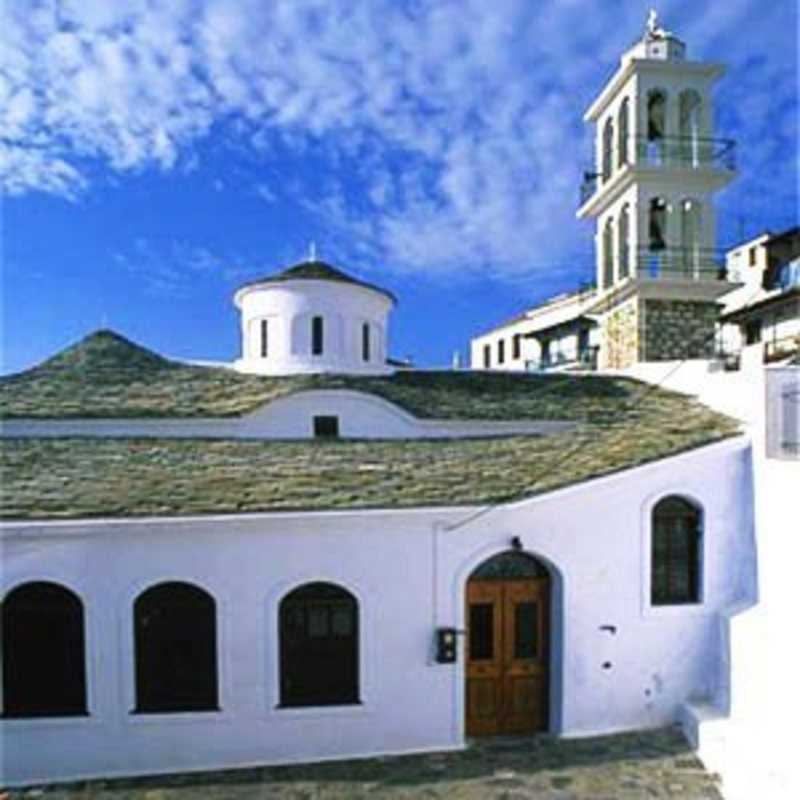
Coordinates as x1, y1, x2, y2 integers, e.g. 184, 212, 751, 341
577, 11, 738, 369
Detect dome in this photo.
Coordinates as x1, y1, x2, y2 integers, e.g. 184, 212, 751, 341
233, 260, 395, 376
234, 260, 396, 306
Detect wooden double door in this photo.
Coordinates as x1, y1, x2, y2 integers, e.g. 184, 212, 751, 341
465, 576, 549, 736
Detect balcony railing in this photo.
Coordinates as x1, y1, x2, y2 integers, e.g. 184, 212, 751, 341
525, 346, 599, 372
579, 135, 737, 206
634, 136, 737, 171
630, 246, 728, 281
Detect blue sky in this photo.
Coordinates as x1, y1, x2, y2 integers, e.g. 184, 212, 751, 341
2, 0, 797, 373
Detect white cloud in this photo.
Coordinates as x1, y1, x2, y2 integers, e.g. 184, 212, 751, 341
1, 0, 796, 278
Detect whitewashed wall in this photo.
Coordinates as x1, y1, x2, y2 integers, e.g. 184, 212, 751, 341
0, 436, 754, 786
234, 280, 393, 376
0, 390, 576, 440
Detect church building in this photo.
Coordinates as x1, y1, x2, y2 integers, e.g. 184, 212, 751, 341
0, 16, 757, 791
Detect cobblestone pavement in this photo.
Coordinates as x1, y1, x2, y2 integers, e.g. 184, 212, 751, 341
3, 726, 723, 800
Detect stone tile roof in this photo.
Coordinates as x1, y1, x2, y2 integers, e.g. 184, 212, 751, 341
235, 260, 396, 303
0, 331, 741, 520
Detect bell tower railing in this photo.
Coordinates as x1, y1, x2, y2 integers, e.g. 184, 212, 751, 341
579, 135, 737, 206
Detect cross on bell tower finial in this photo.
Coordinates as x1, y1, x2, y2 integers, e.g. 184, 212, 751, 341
645, 9, 672, 40
307, 241, 317, 262
647, 9, 659, 37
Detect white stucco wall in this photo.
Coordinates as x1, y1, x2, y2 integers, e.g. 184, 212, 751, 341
0, 390, 576, 441
234, 280, 393, 376
1, 436, 754, 787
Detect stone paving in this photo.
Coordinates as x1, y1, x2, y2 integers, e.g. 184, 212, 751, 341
3, 726, 723, 800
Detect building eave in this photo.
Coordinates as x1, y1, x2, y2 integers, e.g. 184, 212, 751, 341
577, 164, 736, 219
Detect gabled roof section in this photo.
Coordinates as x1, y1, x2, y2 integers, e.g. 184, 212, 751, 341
235, 260, 396, 304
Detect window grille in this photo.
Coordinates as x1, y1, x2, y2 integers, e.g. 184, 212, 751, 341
651, 497, 701, 605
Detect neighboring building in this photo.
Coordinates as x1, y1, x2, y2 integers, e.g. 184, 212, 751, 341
720, 227, 800, 366
233, 259, 396, 376
0, 253, 754, 787
469, 287, 598, 372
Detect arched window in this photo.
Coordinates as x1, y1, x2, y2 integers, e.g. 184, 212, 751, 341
260, 319, 269, 358
602, 117, 614, 181
679, 90, 702, 166
646, 90, 667, 163
311, 315, 324, 356
2, 582, 87, 718
134, 582, 218, 713
362, 322, 371, 362
617, 98, 629, 167
602, 217, 615, 289
649, 197, 668, 252
280, 582, 359, 707
618, 204, 630, 280
651, 497, 701, 606
680, 199, 702, 277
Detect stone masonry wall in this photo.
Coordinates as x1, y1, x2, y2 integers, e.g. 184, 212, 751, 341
600, 297, 641, 370
642, 300, 719, 361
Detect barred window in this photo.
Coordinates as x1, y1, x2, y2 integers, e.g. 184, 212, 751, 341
651, 497, 701, 605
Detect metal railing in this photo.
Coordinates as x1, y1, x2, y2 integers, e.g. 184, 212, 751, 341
525, 347, 599, 373
633, 135, 736, 170
631, 246, 729, 281
579, 135, 736, 206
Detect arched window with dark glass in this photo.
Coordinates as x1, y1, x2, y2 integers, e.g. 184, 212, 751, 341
649, 197, 668, 252
311, 315, 324, 355
279, 582, 359, 707
651, 496, 702, 606
617, 98, 629, 167
602, 117, 614, 181
134, 582, 218, 713
362, 322, 371, 362
646, 90, 667, 163
2, 581, 87, 718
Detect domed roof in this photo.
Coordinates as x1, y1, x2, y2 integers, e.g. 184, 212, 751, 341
235, 260, 396, 304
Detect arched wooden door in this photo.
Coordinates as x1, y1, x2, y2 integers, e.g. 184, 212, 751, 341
465, 551, 550, 736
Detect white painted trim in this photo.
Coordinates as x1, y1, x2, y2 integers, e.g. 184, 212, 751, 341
0, 388, 576, 441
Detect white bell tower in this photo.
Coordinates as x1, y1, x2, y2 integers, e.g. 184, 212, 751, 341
577, 12, 739, 369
